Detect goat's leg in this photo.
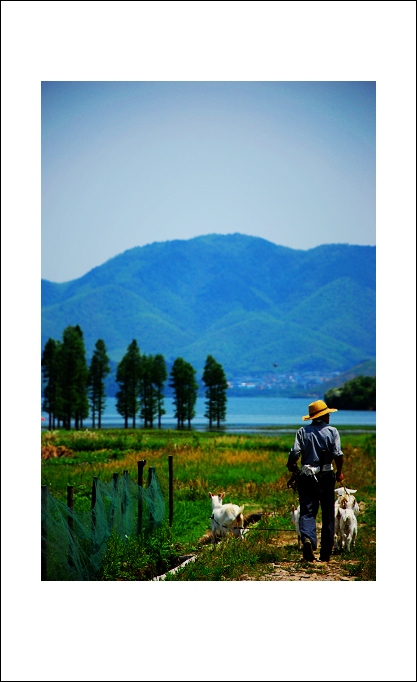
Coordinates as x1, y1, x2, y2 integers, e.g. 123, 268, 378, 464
352, 528, 357, 547
334, 513, 340, 550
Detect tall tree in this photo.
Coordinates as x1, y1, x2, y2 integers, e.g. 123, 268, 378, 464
202, 354, 228, 428
139, 354, 157, 428
88, 339, 110, 429
115, 354, 129, 429
170, 358, 198, 430
41, 338, 61, 429
116, 340, 142, 428
153, 354, 167, 428
138, 354, 168, 429
59, 325, 89, 429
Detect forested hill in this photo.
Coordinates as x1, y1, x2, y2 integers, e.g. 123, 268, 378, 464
41, 233, 375, 376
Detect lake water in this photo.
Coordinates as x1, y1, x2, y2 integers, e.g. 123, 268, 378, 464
42, 396, 375, 431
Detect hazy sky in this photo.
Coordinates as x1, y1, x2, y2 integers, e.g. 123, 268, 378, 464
42, 80, 375, 282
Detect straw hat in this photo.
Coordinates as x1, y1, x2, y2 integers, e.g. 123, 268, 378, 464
302, 399, 337, 421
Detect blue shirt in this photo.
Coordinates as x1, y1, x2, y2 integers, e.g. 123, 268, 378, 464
287, 419, 343, 468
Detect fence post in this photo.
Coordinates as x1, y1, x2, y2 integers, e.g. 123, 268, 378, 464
67, 485, 74, 569
137, 460, 146, 535
41, 485, 48, 580
168, 455, 174, 527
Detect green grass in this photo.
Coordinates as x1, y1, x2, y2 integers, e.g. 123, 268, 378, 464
99, 527, 181, 581
164, 515, 301, 581
41, 428, 376, 579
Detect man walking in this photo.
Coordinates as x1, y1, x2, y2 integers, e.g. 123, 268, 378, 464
287, 399, 344, 562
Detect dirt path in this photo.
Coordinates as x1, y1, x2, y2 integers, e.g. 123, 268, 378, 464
202, 512, 359, 581
155, 546, 358, 581
256, 563, 357, 580
239, 516, 358, 581
243, 564, 356, 581
241, 546, 358, 581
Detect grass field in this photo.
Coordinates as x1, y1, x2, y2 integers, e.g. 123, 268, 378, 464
41, 427, 376, 580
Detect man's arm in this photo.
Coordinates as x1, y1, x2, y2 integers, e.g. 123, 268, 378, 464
332, 428, 344, 482
287, 456, 299, 472
287, 438, 301, 471
287, 431, 302, 471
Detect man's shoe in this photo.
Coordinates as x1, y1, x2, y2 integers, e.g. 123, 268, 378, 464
302, 538, 315, 562
318, 556, 330, 562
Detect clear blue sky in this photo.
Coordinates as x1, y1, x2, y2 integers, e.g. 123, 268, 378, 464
42, 81, 375, 282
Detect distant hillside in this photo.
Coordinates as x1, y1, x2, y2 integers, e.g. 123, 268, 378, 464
319, 359, 376, 391
41, 233, 375, 377
287, 359, 376, 399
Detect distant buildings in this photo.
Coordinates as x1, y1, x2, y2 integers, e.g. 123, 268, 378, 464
227, 370, 342, 394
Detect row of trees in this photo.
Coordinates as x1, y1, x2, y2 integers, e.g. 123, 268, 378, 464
324, 375, 376, 411
42, 326, 110, 430
41, 326, 228, 430
114, 340, 167, 429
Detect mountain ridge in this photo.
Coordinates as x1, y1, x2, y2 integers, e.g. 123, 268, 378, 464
41, 233, 375, 377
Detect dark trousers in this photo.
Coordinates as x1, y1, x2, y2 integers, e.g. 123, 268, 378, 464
298, 471, 335, 558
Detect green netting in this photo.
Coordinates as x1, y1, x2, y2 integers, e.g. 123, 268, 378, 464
41, 470, 165, 580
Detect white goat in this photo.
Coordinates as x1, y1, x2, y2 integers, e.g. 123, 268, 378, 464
209, 492, 245, 543
338, 507, 358, 551
291, 504, 301, 549
334, 487, 360, 516
334, 487, 359, 550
